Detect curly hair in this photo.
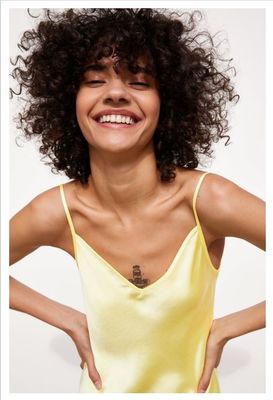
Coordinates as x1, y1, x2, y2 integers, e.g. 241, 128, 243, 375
10, 8, 239, 183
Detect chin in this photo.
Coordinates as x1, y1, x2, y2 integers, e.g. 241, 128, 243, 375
93, 133, 143, 150
101, 144, 138, 154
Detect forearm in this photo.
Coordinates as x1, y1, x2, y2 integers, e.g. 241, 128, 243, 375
9, 276, 83, 334
216, 301, 266, 342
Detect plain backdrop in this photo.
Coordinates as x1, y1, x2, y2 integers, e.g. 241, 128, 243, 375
9, 7, 265, 393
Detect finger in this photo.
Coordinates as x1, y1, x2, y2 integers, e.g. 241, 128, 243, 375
197, 357, 215, 393
86, 359, 102, 391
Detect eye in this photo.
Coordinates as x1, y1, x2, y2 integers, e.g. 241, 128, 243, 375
85, 80, 105, 86
129, 82, 150, 88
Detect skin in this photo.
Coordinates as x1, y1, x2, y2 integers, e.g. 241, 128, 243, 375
10, 56, 265, 393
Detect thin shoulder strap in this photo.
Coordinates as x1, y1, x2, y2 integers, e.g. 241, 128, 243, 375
59, 184, 78, 261
192, 172, 210, 226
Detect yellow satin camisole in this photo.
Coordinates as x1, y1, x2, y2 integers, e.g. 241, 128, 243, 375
60, 171, 221, 393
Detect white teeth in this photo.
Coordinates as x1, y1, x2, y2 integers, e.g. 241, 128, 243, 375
98, 114, 136, 124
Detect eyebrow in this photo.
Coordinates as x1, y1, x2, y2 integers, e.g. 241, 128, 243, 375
84, 63, 107, 72
130, 65, 153, 75
84, 62, 154, 76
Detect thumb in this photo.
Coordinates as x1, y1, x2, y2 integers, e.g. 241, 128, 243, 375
85, 360, 102, 391
197, 359, 215, 393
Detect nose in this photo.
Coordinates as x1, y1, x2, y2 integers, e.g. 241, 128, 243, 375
103, 78, 131, 105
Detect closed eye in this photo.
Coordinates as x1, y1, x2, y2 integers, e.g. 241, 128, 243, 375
85, 80, 105, 86
130, 82, 149, 87
129, 82, 150, 91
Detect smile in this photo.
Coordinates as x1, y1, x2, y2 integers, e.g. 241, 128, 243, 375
97, 114, 136, 125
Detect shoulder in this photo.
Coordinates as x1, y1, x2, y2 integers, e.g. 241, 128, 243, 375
10, 180, 85, 264
176, 167, 233, 196
10, 183, 75, 247
179, 169, 265, 245
28, 185, 65, 226
192, 171, 254, 218
176, 167, 242, 207
191, 171, 241, 206
27, 178, 81, 212
176, 167, 250, 237
175, 167, 229, 204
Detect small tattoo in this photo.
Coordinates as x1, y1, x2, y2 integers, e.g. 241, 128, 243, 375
128, 265, 150, 288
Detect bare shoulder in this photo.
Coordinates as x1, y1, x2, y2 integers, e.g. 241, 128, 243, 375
22, 180, 84, 237
10, 183, 74, 264
192, 171, 260, 218
177, 167, 245, 208
189, 170, 242, 204
178, 168, 265, 246
23, 185, 67, 234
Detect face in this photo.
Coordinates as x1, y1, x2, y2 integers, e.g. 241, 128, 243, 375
76, 55, 160, 155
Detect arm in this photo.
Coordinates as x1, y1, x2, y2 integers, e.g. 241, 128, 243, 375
214, 301, 265, 343
10, 187, 83, 334
10, 188, 102, 390
9, 276, 82, 334
197, 173, 265, 251
196, 173, 265, 392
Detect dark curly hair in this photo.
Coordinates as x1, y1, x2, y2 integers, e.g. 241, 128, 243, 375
10, 8, 239, 183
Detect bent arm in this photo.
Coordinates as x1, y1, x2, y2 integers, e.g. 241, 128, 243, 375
198, 174, 265, 337
9, 187, 79, 334
214, 301, 265, 344
196, 174, 265, 392
10, 276, 82, 335
10, 187, 103, 386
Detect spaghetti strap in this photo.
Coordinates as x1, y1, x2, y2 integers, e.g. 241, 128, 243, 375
192, 172, 210, 227
192, 172, 218, 273
59, 184, 78, 262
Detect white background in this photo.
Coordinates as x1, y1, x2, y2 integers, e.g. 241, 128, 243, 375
8, 5, 265, 394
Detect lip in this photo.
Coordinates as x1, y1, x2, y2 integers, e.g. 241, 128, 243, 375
94, 121, 139, 130
92, 109, 142, 123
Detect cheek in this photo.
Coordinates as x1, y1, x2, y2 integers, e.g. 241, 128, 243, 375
75, 92, 92, 140
76, 87, 98, 116
75, 95, 83, 125
75, 91, 94, 135
75, 91, 87, 119
148, 94, 161, 123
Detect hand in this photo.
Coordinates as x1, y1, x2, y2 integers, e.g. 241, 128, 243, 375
66, 312, 102, 390
197, 319, 228, 393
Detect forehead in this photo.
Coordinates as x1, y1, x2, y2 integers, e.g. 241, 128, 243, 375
83, 52, 155, 76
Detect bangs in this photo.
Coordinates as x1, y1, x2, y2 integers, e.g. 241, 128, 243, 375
83, 32, 157, 77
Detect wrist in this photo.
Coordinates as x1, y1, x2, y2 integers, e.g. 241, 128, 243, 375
211, 317, 231, 346
212, 302, 266, 343
62, 308, 87, 337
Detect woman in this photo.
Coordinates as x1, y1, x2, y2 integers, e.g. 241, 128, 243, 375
9, 8, 265, 393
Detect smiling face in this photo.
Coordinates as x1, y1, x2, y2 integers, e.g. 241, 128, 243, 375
76, 54, 160, 156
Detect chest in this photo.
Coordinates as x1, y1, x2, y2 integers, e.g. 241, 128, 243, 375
72, 203, 199, 287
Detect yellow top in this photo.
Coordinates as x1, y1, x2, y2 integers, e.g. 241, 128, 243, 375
60, 172, 220, 393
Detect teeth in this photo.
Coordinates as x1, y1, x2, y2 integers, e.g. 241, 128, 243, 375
98, 114, 135, 125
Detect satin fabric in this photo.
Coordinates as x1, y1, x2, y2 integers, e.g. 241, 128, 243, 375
60, 172, 220, 393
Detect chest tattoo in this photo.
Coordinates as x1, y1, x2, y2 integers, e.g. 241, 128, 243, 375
128, 265, 150, 288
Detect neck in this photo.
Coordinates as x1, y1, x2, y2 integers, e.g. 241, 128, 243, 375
88, 146, 162, 216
